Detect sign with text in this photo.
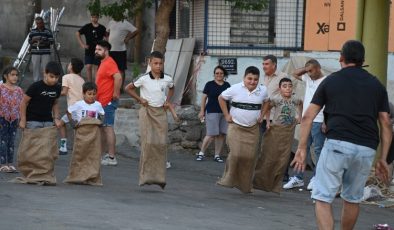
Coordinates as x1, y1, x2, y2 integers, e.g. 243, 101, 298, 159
219, 58, 237, 75
304, 0, 330, 51
328, 0, 358, 50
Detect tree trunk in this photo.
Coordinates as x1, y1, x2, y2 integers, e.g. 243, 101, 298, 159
134, 0, 144, 63
153, 0, 175, 55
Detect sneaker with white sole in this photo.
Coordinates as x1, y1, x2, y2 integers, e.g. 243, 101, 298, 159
307, 177, 315, 191
166, 161, 172, 169
101, 153, 118, 166
283, 176, 304, 189
59, 139, 67, 155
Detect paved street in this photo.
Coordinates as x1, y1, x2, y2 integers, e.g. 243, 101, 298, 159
1, 145, 393, 230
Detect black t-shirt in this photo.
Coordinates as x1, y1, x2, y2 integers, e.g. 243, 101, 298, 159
203, 80, 231, 113
26, 81, 61, 122
311, 66, 390, 149
78, 23, 106, 56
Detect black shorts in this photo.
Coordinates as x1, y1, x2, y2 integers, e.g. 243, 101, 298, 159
109, 51, 127, 71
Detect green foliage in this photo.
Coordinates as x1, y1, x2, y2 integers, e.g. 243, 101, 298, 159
87, 0, 153, 21
225, 0, 269, 11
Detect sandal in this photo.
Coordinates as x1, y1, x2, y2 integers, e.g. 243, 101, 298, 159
214, 156, 224, 163
0, 165, 10, 173
195, 155, 205, 161
7, 165, 18, 173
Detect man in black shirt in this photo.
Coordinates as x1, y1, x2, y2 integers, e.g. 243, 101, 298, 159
76, 14, 106, 82
292, 40, 392, 230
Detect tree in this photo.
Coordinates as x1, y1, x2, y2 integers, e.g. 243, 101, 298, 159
87, 0, 268, 55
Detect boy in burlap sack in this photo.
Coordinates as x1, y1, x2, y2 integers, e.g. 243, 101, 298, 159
63, 82, 104, 185
253, 78, 302, 193
124, 51, 174, 189
217, 66, 268, 193
15, 61, 62, 185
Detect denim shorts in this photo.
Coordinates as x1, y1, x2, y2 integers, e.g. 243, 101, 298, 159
103, 100, 118, 126
205, 113, 228, 136
312, 139, 375, 203
26, 121, 54, 129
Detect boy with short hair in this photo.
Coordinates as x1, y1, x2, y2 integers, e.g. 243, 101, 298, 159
64, 82, 105, 185
217, 66, 268, 193
124, 51, 174, 189
59, 58, 85, 154
19, 61, 62, 129
67, 82, 104, 123
16, 61, 62, 185
253, 77, 302, 193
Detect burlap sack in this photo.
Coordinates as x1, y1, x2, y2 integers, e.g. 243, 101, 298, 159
138, 106, 168, 189
64, 118, 103, 185
253, 124, 296, 193
217, 123, 259, 193
13, 126, 58, 185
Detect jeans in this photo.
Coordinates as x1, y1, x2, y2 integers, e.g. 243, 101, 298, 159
312, 139, 375, 203
294, 122, 325, 179
0, 117, 18, 164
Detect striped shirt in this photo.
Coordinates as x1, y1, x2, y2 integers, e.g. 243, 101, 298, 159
29, 28, 53, 55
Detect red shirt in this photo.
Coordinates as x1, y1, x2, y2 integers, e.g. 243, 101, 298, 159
96, 56, 119, 106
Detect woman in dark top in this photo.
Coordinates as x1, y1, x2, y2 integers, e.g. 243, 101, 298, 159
196, 66, 230, 162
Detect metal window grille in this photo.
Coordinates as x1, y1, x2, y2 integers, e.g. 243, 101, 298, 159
204, 0, 304, 56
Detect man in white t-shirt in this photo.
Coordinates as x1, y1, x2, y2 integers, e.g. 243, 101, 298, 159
107, 19, 138, 90
283, 59, 327, 190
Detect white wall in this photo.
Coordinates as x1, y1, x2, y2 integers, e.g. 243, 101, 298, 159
195, 52, 394, 105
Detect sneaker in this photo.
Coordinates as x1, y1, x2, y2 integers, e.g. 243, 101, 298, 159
307, 177, 315, 191
59, 140, 67, 155
166, 161, 172, 169
101, 153, 118, 166
283, 176, 304, 189
214, 156, 224, 163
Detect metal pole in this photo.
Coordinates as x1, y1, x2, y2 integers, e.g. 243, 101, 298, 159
361, 0, 390, 86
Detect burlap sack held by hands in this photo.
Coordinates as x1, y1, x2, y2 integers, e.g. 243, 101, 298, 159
253, 124, 296, 193
217, 123, 260, 193
138, 106, 168, 189
64, 118, 103, 186
13, 126, 58, 185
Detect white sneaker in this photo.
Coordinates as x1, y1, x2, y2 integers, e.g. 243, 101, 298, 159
283, 176, 304, 189
59, 146, 67, 153
101, 153, 118, 166
307, 177, 315, 191
59, 139, 67, 154
166, 161, 172, 169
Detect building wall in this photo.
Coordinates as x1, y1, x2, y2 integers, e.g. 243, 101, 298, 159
0, 0, 155, 62
195, 52, 394, 105
0, 0, 35, 51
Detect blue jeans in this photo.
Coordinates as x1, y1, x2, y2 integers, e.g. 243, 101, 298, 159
294, 122, 325, 179
0, 117, 18, 164
312, 139, 375, 203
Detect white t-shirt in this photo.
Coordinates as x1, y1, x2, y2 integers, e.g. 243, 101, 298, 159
107, 20, 137, 51
220, 82, 268, 127
62, 73, 85, 107
68, 100, 105, 122
302, 75, 326, 123
133, 72, 174, 107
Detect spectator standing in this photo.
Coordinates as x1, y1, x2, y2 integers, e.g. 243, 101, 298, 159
76, 13, 107, 82
283, 59, 326, 190
94, 40, 122, 166
196, 65, 230, 163
0, 67, 24, 173
107, 18, 138, 90
29, 16, 53, 82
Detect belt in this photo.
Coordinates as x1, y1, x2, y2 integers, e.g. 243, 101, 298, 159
231, 102, 261, 110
